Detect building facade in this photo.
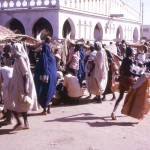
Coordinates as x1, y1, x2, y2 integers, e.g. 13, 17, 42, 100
141, 25, 150, 40
0, 0, 141, 43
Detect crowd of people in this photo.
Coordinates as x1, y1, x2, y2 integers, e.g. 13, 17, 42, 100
0, 35, 150, 131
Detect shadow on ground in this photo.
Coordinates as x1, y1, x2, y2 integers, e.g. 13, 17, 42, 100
44, 113, 138, 127
0, 128, 17, 135
51, 95, 113, 108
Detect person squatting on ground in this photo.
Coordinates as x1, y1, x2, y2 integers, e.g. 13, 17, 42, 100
34, 36, 57, 115
54, 68, 83, 105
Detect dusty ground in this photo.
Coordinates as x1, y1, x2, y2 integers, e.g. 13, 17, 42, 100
0, 92, 150, 150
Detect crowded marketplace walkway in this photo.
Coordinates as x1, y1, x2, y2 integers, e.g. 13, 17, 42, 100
0, 92, 150, 150
0, 24, 150, 149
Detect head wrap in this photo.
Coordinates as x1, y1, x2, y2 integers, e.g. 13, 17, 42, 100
94, 41, 103, 51
11, 43, 28, 59
11, 42, 30, 67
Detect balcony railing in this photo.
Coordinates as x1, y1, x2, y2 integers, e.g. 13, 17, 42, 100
0, 0, 57, 9
0, 0, 140, 22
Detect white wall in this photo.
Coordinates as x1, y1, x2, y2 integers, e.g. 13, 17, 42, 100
0, 7, 141, 42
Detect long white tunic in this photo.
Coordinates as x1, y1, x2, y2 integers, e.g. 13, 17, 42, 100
94, 49, 109, 95
0, 66, 13, 110
8, 57, 38, 112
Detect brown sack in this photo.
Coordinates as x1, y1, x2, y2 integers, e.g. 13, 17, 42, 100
121, 79, 150, 120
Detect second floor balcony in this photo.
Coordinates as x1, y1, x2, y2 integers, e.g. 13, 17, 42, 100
0, 0, 141, 22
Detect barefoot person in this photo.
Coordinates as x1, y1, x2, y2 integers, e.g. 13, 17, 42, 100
34, 36, 57, 115
8, 42, 38, 130
111, 47, 140, 120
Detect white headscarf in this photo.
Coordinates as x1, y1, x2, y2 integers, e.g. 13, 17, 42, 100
11, 42, 30, 67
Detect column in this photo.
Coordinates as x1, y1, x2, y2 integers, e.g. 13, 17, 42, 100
103, 0, 106, 15
92, 0, 95, 12
87, 0, 89, 11
71, 0, 75, 8
93, 0, 95, 12
84, 21, 86, 39
91, 0, 93, 12
105, 0, 108, 15
79, 0, 83, 10
86, 22, 90, 40
97, 0, 99, 13
83, 0, 85, 10
89, 21, 92, 40
89, 0, 92, 12
78, 20, 81, 38
99, 0, 102, 14
107, 0, 110, 15
76, 0, 79, 9
84, 0, 88, 11
70, 0, 72, 7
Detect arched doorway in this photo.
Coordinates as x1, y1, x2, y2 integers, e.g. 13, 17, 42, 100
133, 27, 138, 42
7, 18, 25, 34
116, 25, 123, 41
62, 18, 75, 39
94, 23, 103, 41
32, 18, 53, 40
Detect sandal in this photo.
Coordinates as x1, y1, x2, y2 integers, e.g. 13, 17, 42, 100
111, 113, 117, 120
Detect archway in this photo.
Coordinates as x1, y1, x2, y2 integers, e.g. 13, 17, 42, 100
94, 23, 103, 41
116, 25, 123, 41
32, 18, 53, 40
133, 27, 138, 42
62, 18, 75, 39
7, 18, 25, 34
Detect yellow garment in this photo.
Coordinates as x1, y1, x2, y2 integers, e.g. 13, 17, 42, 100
121, 78, 150, 120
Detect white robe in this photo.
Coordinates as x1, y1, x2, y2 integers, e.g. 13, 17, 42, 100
8, 43, 38, 112
0, 66, 13, 111
94, 49, 109, 95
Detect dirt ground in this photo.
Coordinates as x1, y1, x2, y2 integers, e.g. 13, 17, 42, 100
0, 92, 150, 150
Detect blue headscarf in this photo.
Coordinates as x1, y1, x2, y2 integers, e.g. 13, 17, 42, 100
34, 43, 57, 108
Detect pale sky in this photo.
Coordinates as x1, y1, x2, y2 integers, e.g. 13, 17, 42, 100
123, 0, 150, 24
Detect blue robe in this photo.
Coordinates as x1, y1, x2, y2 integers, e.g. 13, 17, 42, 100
77, 45, 85, 85
34, 43, 57, 108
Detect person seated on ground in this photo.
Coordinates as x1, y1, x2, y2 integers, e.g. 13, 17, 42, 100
54, 68, 83, 105
55, 53, 64, 71
52, 71, 65, 105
